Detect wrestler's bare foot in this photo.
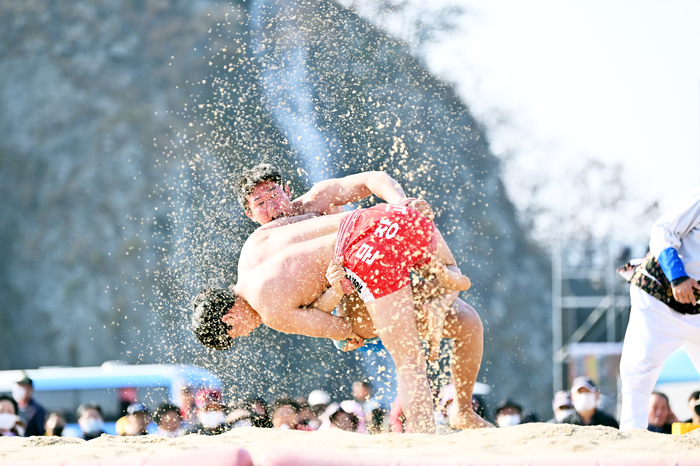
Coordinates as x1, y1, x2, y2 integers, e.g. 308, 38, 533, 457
431, 257, 471, 292
450, 410, 494, 429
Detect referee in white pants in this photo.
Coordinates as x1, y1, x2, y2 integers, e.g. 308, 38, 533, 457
619, 187, 700, 430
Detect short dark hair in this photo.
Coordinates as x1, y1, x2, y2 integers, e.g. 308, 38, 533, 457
192, 288, 237, 350
76, 402, 103, 420
330, 408, 359, 431
236, 163, 283, 212
689, 391, 700, 402
0, 395, 18, 415
272, 398, 301, 414
154, 403, 181, 425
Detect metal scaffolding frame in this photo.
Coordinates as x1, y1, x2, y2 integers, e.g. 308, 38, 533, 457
551, 241, 632, 393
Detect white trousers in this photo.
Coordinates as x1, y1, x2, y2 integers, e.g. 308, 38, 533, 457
619, 286, 700, 430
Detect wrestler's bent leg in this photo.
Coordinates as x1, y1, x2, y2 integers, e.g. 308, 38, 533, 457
442, 298, 492, 429
365, 285, 435, 434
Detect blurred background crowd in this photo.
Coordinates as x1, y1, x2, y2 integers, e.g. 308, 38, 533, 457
2, 373, 698, 439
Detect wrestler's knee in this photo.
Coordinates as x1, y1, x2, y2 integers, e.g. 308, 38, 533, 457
445, 299, 483, 340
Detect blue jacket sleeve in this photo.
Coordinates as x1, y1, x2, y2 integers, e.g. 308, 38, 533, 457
657, 247, 688, 284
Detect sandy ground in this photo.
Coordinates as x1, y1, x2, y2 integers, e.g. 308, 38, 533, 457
1, 424, 700, 465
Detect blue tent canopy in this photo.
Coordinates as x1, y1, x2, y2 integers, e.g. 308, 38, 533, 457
657, 348, 700, 384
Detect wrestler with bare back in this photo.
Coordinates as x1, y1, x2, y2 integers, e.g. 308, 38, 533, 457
193, 192, 491, 432
235, 164, 475, 356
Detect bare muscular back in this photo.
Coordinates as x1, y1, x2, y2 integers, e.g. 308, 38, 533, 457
235, 211, 351, 313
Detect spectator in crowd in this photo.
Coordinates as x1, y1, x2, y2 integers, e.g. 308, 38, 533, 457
296, 402, 320, 431
494, 399, 522, 427
188, 389, 230, 435
549, 390, 575, 423
339, 400, 366, 433
367, 405, 386, 434
352, 382, 377, 415
435, 384, 456, 429
179, 386, 197, 428
154, 403, 184, 438
308, 390, 331, 417
648, 392, 677, 434
560, 376, 618, 428
76, 403, 106, 440
245, 397, 272, 428
13, 373, 46, 436
0, 395, 25, 437
329, 407, 359, 433
271, 398, 300, 430
124, 403, 151, 436
226, 402, 254, 428
117, 388, 138, 418
352, 381, 372, 405
683, 391, 700, 424
351, 381, 383, 433
44, 410, 66, 437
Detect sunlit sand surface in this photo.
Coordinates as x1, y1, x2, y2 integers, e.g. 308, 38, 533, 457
2, 423, 700, 465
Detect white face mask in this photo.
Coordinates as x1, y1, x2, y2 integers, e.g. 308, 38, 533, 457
231, 418, 254, 429
0, 413, 18, 430
157, 428, 182, 438
80, 418, 104, 435
497, 414, 521, 427
555, 409, 576, 422
573, 393, 597, 412
12, 386, 28, 403
199, 410, 226, 428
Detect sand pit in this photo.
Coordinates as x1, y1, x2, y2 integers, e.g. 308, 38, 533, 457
2, 424, 700, 466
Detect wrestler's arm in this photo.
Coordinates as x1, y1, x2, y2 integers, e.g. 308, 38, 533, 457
257, 302, 355, 340
293, 171, 407, 215
307, 287, 344, 314
305, 258, 347, 314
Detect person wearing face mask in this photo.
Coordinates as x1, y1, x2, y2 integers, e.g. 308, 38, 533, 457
494, 399, 523, 428
12, 373, 46, 436
44, 410, 66, 437
76, 403, 106, 440
559, 376, 618, 428
548, 390, 575, 423
187, 389, 230, 435
0, 395, 26, 437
